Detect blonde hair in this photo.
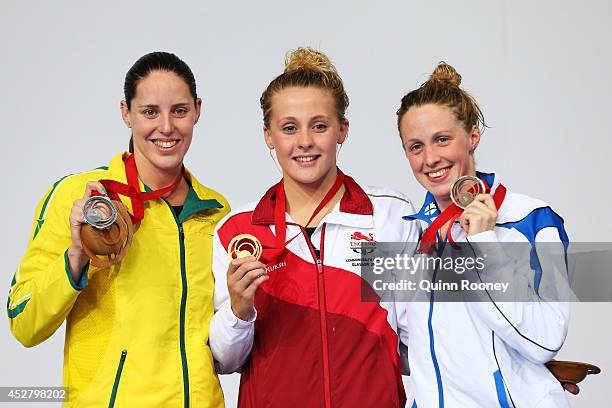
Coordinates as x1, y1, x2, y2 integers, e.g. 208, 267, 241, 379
260, 47, 349, 127
396, 62, 486, 134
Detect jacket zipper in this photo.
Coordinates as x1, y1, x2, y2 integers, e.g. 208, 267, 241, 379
108, 349, 127, 408
178, 224, 190, 408
302, 224, 332, 408
165, 201, 190, 408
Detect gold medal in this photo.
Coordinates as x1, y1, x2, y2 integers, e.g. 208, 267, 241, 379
228, 234, 262, 261
450, 176, 486, 209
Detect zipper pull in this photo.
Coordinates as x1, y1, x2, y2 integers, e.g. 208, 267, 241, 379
178, 225, 184, 240
316, 259, 323, 273
120, 349, 127, 361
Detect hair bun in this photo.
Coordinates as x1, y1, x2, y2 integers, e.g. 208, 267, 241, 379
284, 47, 337, 75
429, 62, 462, 86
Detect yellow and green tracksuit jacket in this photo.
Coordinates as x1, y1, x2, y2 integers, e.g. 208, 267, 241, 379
7, 153, 230, 407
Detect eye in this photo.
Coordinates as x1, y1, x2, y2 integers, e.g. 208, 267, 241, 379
313, 122, 328, 132
436, 135, 450, 145
282, 124, 297, 134
173, 107, 189, 117
142, 108, 158, 118
408, 142, 423, 153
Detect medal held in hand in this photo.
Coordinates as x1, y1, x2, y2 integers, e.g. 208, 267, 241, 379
228, 234, 262, 261
80, 195, 133, 268
450, 175, 486, 209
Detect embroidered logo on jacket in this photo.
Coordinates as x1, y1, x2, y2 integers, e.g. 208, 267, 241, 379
350, 231, 377, 254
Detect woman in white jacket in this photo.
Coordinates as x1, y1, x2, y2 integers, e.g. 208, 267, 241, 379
396, 62, 572, 407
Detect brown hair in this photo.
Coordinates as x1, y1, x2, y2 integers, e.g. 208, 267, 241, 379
396, 62, 486, 134
260, 47, 349, 127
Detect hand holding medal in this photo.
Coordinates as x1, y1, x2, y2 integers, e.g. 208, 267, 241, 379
452, 176, 498, 236
80, 193, 133, 268
419, 175, 506, 254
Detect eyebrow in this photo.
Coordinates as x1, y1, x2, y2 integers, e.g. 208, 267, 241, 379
405, 131, 453, 142
136, 102, 191, 109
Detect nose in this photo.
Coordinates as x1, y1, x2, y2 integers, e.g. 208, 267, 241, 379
423, 144, 440, 168
158, 113, 175, 135
297, 129, 314, 150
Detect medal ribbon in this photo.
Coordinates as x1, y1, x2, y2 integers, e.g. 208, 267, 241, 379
97, 154, 184, 224
419, 179, 507, 255
262, 169, 346, 263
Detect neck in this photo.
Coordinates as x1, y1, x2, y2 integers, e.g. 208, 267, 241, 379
133, 153, 182, 190
132, 153, 188, 206
283, 168, 344, 227
436, 196, 453, 212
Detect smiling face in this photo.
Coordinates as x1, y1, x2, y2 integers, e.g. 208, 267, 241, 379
120, 70, 201, 183
400, 103, 480, 210
264, 86, 348, 192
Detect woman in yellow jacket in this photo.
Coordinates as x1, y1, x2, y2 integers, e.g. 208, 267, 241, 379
7, 52, 229, 407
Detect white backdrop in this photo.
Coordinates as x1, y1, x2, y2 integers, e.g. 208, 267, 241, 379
1, 1, 610, 406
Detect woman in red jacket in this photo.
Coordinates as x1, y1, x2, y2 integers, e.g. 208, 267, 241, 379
209, 47, 419, 408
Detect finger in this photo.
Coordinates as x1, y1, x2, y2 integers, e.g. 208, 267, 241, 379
227, 256, 256, 275
70, 199, 87, 226
83, 181, 108, 199
237, 268, 268, 288
561, 382, 580, 395
473, 193, 496, 210
242, 274, 270, 298
231, 268, 267, 294
464, 199, 497, 221
465, 199, 490, 213
459, 212, 471, 232
229, 259, 266, 280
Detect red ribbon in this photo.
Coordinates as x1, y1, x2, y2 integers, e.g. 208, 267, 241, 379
97, 154, 183, 224
419, 179, 507, 255
261, 170, 346, 263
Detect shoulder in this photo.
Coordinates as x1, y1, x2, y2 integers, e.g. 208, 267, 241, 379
39, 164, 111, 208
361, 185, 420, 240
496, 191, 567, 242
361, 185, 415, 211
215, 201, 259, 232
497, 192, 549, 222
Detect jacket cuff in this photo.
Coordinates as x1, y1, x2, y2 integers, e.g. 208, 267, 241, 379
63, 250, 89, 291
219, 301, 256, 329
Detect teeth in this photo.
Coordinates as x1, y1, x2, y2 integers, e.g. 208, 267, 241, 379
295, 156, 317, 162
428, 168, 449, 178
154, 140, 178, 148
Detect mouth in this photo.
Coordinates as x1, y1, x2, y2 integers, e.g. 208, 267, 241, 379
425, 166, 452, 181
151, 139, 180, 149
293, 154, 321, 165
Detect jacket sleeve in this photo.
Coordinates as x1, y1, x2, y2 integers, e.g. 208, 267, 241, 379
464, 222, 570, 364
7, 180, 89, 348
209, 225, 255, 374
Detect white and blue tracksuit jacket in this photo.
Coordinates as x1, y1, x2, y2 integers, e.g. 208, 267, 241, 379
401, 172, 570, 408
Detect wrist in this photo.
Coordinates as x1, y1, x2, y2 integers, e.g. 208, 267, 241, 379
231, 303, 255, 322
67, 246, 89, 277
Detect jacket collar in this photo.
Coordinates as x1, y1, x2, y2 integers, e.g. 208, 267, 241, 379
108, 152, 224, 221
403, 171, 500, 225
251, 174, 373, 228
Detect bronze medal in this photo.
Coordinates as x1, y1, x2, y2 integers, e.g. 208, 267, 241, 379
450, 176, 486, 209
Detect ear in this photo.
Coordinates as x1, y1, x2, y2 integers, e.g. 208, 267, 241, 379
469, 125, 481, 153
194, 98, 203, 125
264, 126, 275, 149
337, 118, 349, 144
120, 100, 131, 128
